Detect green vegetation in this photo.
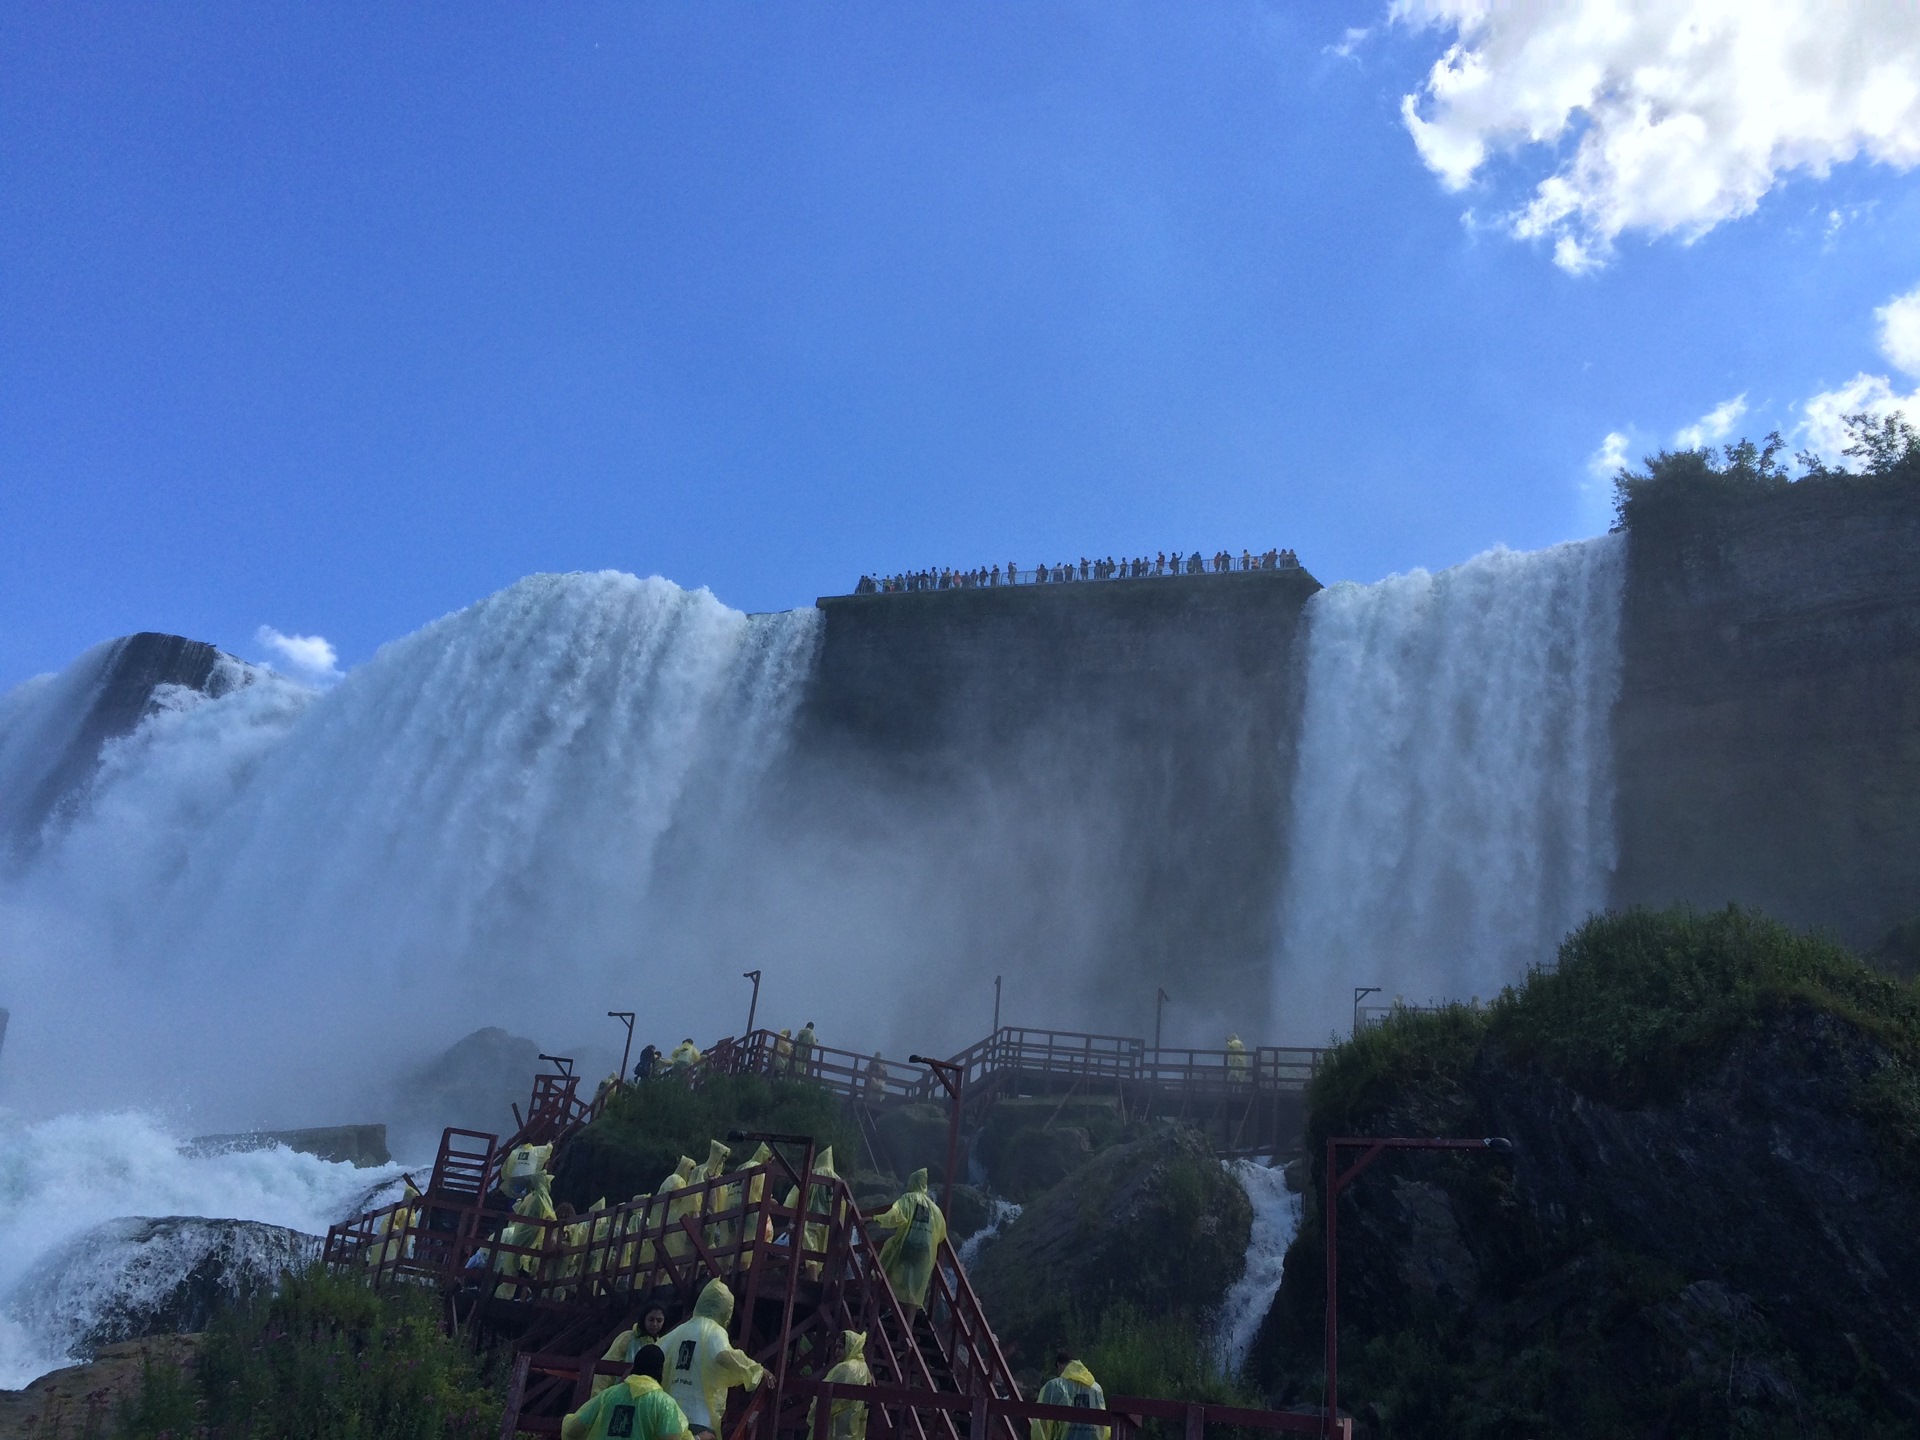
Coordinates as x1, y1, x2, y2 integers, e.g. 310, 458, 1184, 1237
554, 1071, 857, 1208
1611, 411, 1920, 529
116, 1266, 501, 1440
1262, 906, 1920, 1437
1076, 1304, 1258, 1427
1496, 906, 1920, 1110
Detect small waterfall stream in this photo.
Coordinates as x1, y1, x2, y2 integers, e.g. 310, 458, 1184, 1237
1214, 1160, 1300, 1375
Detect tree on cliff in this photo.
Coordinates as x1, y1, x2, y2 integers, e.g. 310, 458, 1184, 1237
1613, 411, 1919, 529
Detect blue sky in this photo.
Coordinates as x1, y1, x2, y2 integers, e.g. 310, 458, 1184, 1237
4, 2, 1918, 688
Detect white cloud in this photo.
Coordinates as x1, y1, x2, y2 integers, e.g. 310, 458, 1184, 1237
1674, 393, 1747, 449
1876, 283, 1920, 377
1392, 0, 1920, 271
1326, 26, 1372, 59
1796, 281, 1920, 463
1577, 429, 1630, 531
1798, 372, 1920, 462
255, 626, 344, 685
1588, 430, 1629, 479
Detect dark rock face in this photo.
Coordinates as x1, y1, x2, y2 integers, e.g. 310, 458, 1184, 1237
1613, 482, 1920, 949
1257, 1010, 1920, 1433
793, 573, 1320, 1035
975, 1096, 1126, 1203
972, 1123, 1251, 1369
8, 1217, 316, 1362
387, 1026, 542, 1154
872, 1103, 954, 1185
183, 1124, 391, 1168
0, 633, 252, 857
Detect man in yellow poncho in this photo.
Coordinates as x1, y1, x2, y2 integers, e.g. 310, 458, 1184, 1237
660, 1279, 765, 1438
503, 1142, 554, 1199
670, 1038, 701, 1073
1032, 1353, 1108, 1440
807, 1331, 872, 1440
563, 1342, 691, 1440
875, 1168, 946, 1328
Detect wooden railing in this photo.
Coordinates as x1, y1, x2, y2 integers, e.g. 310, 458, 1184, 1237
700, 1026, 1325, 1108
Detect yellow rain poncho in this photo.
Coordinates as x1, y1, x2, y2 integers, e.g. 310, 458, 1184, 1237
369, 1178, 420, 1268
503, 1142, 554, 1198
876, 1169, 946, 1307
660, 1279, 765, 1432
670, 1039, 701, 1071
691, 1140, 732, 1185
779, 1147, 841, 1279
1032, 1360, 1108, 1440
807, 1331, 872, 1440
1225, 1035, 1250, 1085
563, 1372, 691, 1440
495, 1173, 557, 1297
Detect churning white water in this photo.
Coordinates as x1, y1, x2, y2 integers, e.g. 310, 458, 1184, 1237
1214, 1160, 1299, 1376
0, 1110, 404, 1387
0, 572, 819, 1125
1273, 537, 1626, 1040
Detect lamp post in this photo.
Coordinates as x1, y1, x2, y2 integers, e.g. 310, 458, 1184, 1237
909, 1053, 965, 1215
607, 1011, 635, 1085
1154, 987, 1171, 1051
992, 975, 1002, 1034
743, 970, 763, 1036
1322, 1135, 1513, 1435
1350, 986, 1381, 1038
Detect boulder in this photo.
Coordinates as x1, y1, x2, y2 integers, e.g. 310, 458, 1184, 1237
8, 1217, 317, 1363
872, 1103, 951, 1183
975, 1096, 1125, 1202
388, 1025, 541, 1153
971, 1122, 1251, 1369
183, 1123, 390, 1168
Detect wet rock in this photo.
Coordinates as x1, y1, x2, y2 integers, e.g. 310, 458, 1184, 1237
972, 1123, 1251, 1367
8, 1217, 316, 1362
872, 1103, 951, 1183
183, 1123, 390, 1168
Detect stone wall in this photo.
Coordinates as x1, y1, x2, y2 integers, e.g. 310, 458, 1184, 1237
1612, 479, 1920, 948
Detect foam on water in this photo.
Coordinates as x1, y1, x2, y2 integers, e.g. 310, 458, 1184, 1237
1273, 537, 1626, 1039
0, 1108, 406, 1387
1214, 1160, 1299, 1375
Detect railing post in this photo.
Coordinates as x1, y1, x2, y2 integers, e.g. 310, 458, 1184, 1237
499, 1352, 531, 1440
1184, 1403, 1205, 1440
970, 1392, 989, 1440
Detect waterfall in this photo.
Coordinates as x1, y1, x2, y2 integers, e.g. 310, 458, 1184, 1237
0, 572, 820, 1123
1214, 1160, 1299, 1376
1273, 537, 1626, 1041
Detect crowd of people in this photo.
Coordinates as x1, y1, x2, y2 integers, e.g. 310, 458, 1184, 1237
853, 546, 1301, 594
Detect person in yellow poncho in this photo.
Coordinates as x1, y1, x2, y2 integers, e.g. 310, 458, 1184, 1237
875, 1168, 946, 1327
563, 1342, 691, 1440
1032, 1353, 1108, 1440
660, 1279, 765, 1438
495, 1172, 557, 1299
780, 1147, 840, 1280
807, 1331, 872, 1440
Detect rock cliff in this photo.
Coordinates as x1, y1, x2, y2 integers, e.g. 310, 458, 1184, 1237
1252, 909, 1920, 1437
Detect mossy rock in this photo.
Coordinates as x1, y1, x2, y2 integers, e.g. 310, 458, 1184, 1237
971, 1122, 1250, 1369
976, 1096, 1126, 1202
872, 1102, 952, 1182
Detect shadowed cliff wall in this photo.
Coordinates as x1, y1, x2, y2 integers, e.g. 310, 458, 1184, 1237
789, 571, 1321, 1037
1613, 480, 1920, 949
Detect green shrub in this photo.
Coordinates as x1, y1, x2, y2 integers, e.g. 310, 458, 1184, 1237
555, 1070, 858, 1208
1073, 1304, 1259, 1437
116, 1266, 501, 1440
1493, 906, 1920, 1109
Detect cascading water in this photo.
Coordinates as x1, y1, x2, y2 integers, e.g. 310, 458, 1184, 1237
1273, 537, 1626, 1041
1214, 1160, 1299, 1376
0, 572, 820, 1124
